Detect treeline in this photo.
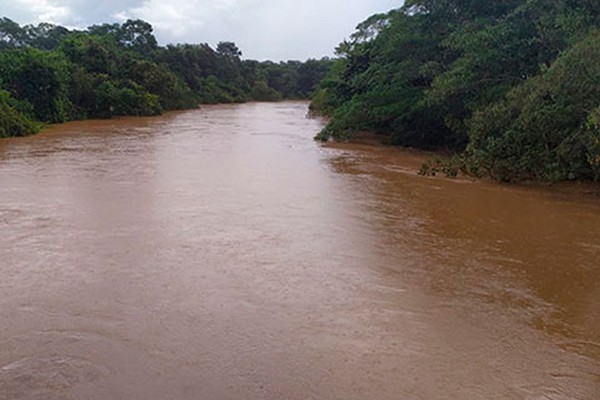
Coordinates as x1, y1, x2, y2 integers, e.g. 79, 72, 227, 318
311, 0, 600, 182
0, 18, 332, 138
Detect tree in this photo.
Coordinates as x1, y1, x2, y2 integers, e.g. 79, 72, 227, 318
312, 0, 600, 181
467, 31, 600, 182
116, 19, 158, 55
0, 48, 71, 123
216, 41, 242, 58
297, 58, 333, 97
23, 23, 70, 50
0, 17, 25, 48
0, 90, 38, 137
59, 34, 117, 75
0, 17, 332, 139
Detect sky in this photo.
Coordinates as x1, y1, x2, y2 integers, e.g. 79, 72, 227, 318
1, 0, 402, 60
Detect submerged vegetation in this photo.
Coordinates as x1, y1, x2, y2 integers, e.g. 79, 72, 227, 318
0, 17, 332, 137
311, 0, 600, 182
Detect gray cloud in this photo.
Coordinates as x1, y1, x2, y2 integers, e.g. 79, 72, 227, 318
2, 0, 402, 60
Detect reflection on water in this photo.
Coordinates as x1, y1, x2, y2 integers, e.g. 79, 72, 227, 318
0, 102, 598, 400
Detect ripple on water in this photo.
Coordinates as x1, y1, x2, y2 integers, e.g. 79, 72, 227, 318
1, 102, 599, 399
0, 356, 108, 400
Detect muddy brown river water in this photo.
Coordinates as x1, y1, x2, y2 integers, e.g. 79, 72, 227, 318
0, 102, 599, 399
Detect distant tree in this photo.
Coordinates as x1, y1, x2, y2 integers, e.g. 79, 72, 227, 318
297, 58, 333, 97
0, 17, 332, 139
116, 19, 158, 55
123, 58, 196, 110
216, 41, 242, 58
87, 23, 121, 38
0, 17, 25, 48
23, 23, 70, 50
59, 34, 118, 75
156, 43, 221, 92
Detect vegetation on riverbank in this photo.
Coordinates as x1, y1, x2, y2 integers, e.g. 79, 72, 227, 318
0, 18, 332, 138
310, 0, 600, 182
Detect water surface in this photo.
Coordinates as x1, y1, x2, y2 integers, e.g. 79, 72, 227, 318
1, 102, 599, 399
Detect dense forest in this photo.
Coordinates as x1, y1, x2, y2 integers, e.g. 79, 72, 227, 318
310, 0, 600, 182
0, 18, 331, 138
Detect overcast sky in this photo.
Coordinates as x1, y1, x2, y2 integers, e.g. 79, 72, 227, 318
1, 0, 402, 60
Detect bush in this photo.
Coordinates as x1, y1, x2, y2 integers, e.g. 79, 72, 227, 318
0, 48, 72, 123
0, 90, 39, 138
465, 31, 600, 182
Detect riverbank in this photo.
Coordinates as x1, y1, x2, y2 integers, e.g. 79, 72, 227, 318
323, 131, 600, 197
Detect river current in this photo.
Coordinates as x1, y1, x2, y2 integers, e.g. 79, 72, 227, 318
0, 102, 598, 399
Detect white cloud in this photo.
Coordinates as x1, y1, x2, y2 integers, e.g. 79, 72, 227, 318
115, 0, 240, 38
212, 0, 238, 10
111, 11, 129, 23
2, 0, 402, 60
14, 0, 71, 24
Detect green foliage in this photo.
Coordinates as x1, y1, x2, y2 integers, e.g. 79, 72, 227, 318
1, 18, 70, 50
59, 34, 118, 75
0, 18, 332, 139
23, 23, 69, 50
419, 157, 460, 178
313, 9, 459, 148
309, 88, 339, 116
298, 58, 332, 97
0, 90, 39, 138
466, 31, 600, 181
155, 43, 330, 104
0, 17, 27, 48
586, 108, 600, 181
216, 41, 242, 58
117, 19, 158, 55
123, 59, 196, 110
96, 80, 162, 117
250, 80, 282, 102
0, 47, 71, 123
197, 75, 246, 104
313, 0, 600, 182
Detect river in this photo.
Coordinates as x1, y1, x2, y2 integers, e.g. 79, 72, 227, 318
0, 102, 598, 399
